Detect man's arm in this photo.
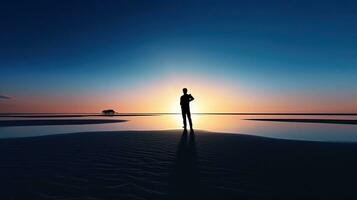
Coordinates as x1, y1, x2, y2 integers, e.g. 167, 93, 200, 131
189, 94, 194, 101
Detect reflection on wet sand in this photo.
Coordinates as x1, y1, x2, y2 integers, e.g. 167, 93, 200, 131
2, 114, 357, 141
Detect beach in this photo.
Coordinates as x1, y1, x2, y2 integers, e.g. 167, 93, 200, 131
1, 129, 356, 200
3, 0, 357, 199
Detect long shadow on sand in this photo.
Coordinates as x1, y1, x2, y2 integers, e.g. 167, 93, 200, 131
169, 129, 199, 199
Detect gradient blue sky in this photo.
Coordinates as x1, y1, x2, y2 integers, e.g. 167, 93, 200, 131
1, 0, 357, 113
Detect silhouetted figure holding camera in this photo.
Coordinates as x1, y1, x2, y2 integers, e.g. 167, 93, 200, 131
180, 88, 194, 130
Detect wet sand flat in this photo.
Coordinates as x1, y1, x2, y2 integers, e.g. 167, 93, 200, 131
0, 130, 356, 200
247, 118, 357, 125
0, 119, 127, 127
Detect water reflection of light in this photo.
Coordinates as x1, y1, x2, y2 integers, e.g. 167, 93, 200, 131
1, 115, 357, 142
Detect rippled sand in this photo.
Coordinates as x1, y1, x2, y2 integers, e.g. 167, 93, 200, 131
0, 130, 356, 199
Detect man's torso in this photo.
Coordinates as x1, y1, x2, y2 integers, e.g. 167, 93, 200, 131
180, 94, 191, 108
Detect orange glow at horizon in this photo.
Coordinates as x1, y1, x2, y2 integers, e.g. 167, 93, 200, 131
2, 75, 357, 113
115, 75, 357, 113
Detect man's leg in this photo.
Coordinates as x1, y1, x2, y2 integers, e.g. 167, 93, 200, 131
187, 110, 193, 129
182, 109, 187, 129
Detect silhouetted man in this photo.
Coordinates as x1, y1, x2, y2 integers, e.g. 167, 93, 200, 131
180, 88, 194, 130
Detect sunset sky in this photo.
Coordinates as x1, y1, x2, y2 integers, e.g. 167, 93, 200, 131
1, 0, 357, 113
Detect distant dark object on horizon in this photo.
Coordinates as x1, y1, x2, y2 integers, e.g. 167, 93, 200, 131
102, 109, 116, 115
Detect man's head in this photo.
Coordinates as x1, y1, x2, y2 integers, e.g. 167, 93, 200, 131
182, 88, 188, 94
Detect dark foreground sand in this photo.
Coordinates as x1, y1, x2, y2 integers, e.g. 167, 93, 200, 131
0, 130, 356, 200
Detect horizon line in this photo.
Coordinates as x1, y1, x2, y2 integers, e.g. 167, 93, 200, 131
1, 112, 357, 116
